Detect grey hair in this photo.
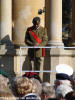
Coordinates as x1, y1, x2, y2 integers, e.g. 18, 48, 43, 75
42, 82, 56, 98
30, 78, 42, 96
56, 84, 73, 99
0, 74, 9, 87
0, 75, 15, 100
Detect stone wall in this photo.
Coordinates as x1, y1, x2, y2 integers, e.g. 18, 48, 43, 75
12, 0, 45, 45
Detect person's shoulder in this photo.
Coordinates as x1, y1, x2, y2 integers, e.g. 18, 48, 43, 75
39, 26, 43, 28
39, 26, 47, 30
27, 26, 33, 31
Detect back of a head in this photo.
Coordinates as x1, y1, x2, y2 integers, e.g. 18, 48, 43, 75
0, 74, 15, 100
30, 78, 42, 96
56, 84, 73, 99
15, 77, 35, 97
0, 74, 9, 87
42, 83, 56, 99
55, 64, 73, 89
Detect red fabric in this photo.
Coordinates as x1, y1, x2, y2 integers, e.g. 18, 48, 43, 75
29, 29, 45, 56
42, 48, 45, 56
25, 72, 39, 77
29, 29, 42, 44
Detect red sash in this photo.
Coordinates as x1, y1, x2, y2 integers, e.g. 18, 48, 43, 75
29, 29, 45, 56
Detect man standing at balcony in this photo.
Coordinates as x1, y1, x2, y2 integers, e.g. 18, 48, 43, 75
25, 17, 48, 74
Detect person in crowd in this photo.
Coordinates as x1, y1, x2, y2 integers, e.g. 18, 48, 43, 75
14, 76, 40, 100
65, 90, 75, 100
54, 64, 74, 100
41, 82, 56, 100
56, 83, 73, 100
55, 64, 73, 90
0, 88, 16, 100
25, 16, 48, 71
0, 73, 15, 100
30, 78, 42, 97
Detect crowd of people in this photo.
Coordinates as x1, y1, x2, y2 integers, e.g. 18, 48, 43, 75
0, 64, 75, 100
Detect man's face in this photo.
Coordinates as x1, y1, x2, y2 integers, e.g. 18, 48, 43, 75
33, 21, 40, 27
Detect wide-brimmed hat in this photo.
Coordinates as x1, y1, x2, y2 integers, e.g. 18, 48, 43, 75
56, 64, 73, 76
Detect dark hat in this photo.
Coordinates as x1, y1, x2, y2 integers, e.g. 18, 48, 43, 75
32, 17, 40, 24
20, 93, 40, 100
56, 73, 72, 82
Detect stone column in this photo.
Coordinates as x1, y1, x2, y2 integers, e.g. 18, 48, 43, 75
46, 0, 63, 46
72, 0, 75, 46
12, 0, 45, 45
0, 0, 12, 41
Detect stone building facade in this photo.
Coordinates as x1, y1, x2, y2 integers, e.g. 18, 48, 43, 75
0, 0, 75, 84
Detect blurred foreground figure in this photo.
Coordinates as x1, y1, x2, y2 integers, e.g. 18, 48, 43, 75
55, 64, 73, 100
30, 78, 42, 97
14, 77, 41, 100
65, 90, 75, 100
41, 82, 56, 100
55, 64, 73, 89
0, 74, 16, 100
56, 83, 73, 100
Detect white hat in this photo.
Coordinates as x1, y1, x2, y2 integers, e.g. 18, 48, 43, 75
56, 64, 73, 76
56, 84, 73, 98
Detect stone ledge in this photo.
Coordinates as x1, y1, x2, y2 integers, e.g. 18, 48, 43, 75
50, 48, 75, 56
0, 48, 27, 56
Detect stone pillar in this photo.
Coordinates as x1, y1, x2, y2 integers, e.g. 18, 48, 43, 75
72, 0, 75, 46
46, 0, 63, 46
12, 0, 45, 45
0, 0, 12, 41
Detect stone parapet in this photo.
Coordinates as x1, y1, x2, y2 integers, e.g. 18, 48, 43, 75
0, 47, 27, 56
49, 48, 75, 85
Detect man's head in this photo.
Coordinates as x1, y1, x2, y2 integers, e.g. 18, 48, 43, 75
14, 77, 36, 97
56, 84, 73, 100
41, 82, 56, 100
55, 64, 73, 89
30, 78, 42, 96
32, 17, 40, 27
